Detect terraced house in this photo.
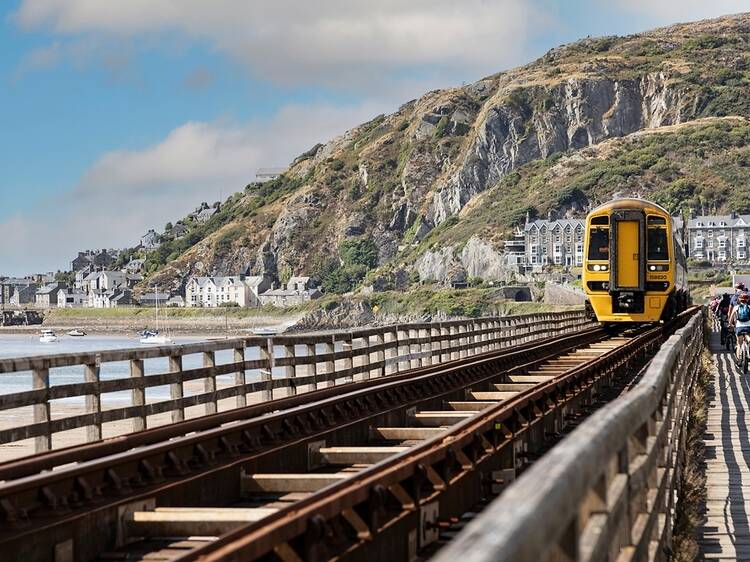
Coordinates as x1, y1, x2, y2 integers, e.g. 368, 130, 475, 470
688, 213, 750, 264
185, 275, 271, 307
523, 216, 585, 270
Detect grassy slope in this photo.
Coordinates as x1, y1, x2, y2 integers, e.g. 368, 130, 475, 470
126, 15, 750, 304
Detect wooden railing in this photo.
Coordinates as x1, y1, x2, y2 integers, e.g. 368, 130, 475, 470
0, 311, 589, 455
434, 309, 704, 562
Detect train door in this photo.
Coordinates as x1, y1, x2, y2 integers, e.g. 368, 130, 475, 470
616, 220, 640, 288
610, 210, 645, 313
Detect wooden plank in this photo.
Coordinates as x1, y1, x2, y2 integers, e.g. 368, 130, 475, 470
469, 391, 518, 401
242, 473, 349, 493
370, 427, 445, 440
127, 507, 277, 537
412, 411, 475, 427
319, 446, 408, 464
446, 401, 497, 411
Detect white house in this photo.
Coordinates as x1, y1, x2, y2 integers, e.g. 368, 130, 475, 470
56, 289, 87, 308
184, 275, 271, 307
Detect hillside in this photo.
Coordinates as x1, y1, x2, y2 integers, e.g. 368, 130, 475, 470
138, 13, 750, 294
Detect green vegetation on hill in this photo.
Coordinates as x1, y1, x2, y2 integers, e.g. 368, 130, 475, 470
413, 118, 750, 256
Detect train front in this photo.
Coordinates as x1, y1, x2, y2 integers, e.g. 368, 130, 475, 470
583, 199, 679, 323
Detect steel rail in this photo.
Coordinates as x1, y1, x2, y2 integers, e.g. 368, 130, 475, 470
174, 309, 695, 562
173, 310, 697, 562
0, 327, 604, 560
0, 323, 593, 482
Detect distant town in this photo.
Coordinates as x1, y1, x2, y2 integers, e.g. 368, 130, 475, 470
2, 208, 748, 320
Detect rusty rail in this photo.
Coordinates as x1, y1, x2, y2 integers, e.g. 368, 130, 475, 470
0, 311, 588, 456
433, 309, 704, 562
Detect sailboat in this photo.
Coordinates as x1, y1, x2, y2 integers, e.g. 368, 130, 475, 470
140, 286, 173, 345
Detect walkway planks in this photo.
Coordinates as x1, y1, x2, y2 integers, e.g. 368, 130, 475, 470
700, 333, 750, 560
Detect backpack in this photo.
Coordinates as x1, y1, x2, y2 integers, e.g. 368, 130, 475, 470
738, 303, 750, 322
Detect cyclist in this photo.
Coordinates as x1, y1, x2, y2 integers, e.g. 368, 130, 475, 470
730, 291, 750, 362
730, 282, 746, 315
718, 292, 733, 344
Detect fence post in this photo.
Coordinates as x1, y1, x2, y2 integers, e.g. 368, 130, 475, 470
342, 335, 354, 383
130, 358, 146, 432
409, 327, 420, 369
307, 343, 318, 390
385, 329, 398, 375
169, 354, 184, 423
323, 339, 335, 386
84, 355, 102, 442
259, 339, 274, 401
203, 350, 217, 415
360, 334, 371, 380
32, 366, 51, 453
284, 344, 296, 395
374, 331, 385, 377
234, 346, 247, 408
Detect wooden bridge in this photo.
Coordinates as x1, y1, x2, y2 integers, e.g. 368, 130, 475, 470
0, 308, 727, 562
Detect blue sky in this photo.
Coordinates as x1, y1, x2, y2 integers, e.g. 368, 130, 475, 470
0, 0, 747, 275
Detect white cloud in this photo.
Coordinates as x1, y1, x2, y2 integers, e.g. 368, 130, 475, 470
0, 101, 389, 275
13, 0, 544, 89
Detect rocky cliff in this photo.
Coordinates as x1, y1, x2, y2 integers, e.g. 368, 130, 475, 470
141, 13, 750, 294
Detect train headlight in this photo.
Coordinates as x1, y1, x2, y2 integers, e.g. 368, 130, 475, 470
649, 265, 656, 271
593, 264, 601, 271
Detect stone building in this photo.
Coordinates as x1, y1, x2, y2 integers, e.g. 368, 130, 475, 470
687, 213, 750, 264
523, 216, 585, 270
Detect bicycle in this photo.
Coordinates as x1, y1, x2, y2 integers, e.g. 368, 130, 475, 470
736, 332, 750, 375
721, 314, 731, 348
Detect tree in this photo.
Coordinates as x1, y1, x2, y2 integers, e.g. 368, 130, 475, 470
164, 222, 173, 231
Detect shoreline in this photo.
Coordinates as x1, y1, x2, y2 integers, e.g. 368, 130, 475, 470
0, 311, 304, 336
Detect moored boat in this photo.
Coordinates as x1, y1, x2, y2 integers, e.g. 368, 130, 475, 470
68, 329, 86, 337
39, 329, 57, 343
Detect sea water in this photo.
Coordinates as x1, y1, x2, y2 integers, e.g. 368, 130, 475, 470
0, 333, 259, 406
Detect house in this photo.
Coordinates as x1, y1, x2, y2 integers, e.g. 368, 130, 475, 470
35, 282, 66, 308
11, 283, 38, 306
89, 289, 133, 309
196, 205, 219, 223
687, 213, 750, 264
70, 249, 117, 272
184, 275, 271, 307
140, 229, 161, 249
126, 273, 143, 288
257, 278, 321, 307
524, 216, 585, 270
138, 292, 172, 307
170, 222, 189, 239
80, 270, 129, 294
166, 295, 185, 307
56, 289, 87, 308
1, 278, 35, 305
125, 259, 145, 274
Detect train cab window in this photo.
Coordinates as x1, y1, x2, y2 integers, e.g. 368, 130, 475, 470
588, 228, 609, 260
591, 216, 609, 225
647, 227, 669, 261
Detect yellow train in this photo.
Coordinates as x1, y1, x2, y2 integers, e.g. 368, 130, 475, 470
583, 198, 689, 324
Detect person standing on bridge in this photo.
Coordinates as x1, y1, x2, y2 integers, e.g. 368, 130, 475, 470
730, 291, 750, 362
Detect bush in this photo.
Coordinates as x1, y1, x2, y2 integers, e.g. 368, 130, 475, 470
321, 264, 368, 294
339, 238, 379, 269
218, 301, 240, 307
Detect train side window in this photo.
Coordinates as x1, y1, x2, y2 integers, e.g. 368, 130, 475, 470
648, 228, 669, 261
588, 228, 609, 260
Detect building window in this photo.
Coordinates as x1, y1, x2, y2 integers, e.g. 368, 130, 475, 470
739, 238, 746, 248
719, 238, 727, 249
708, 230, 713, 238
694, 239, 703, 249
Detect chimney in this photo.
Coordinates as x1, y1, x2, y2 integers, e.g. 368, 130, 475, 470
547, 210, 554, 222
731, 211, 738, 219
525, 210, 531, 225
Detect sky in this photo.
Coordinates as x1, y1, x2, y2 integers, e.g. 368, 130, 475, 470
0, 0, 748, 276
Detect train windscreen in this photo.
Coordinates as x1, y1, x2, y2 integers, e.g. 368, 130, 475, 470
588, 228, 609, 260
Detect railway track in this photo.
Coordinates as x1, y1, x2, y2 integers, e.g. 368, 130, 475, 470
0, 312, 695, 562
